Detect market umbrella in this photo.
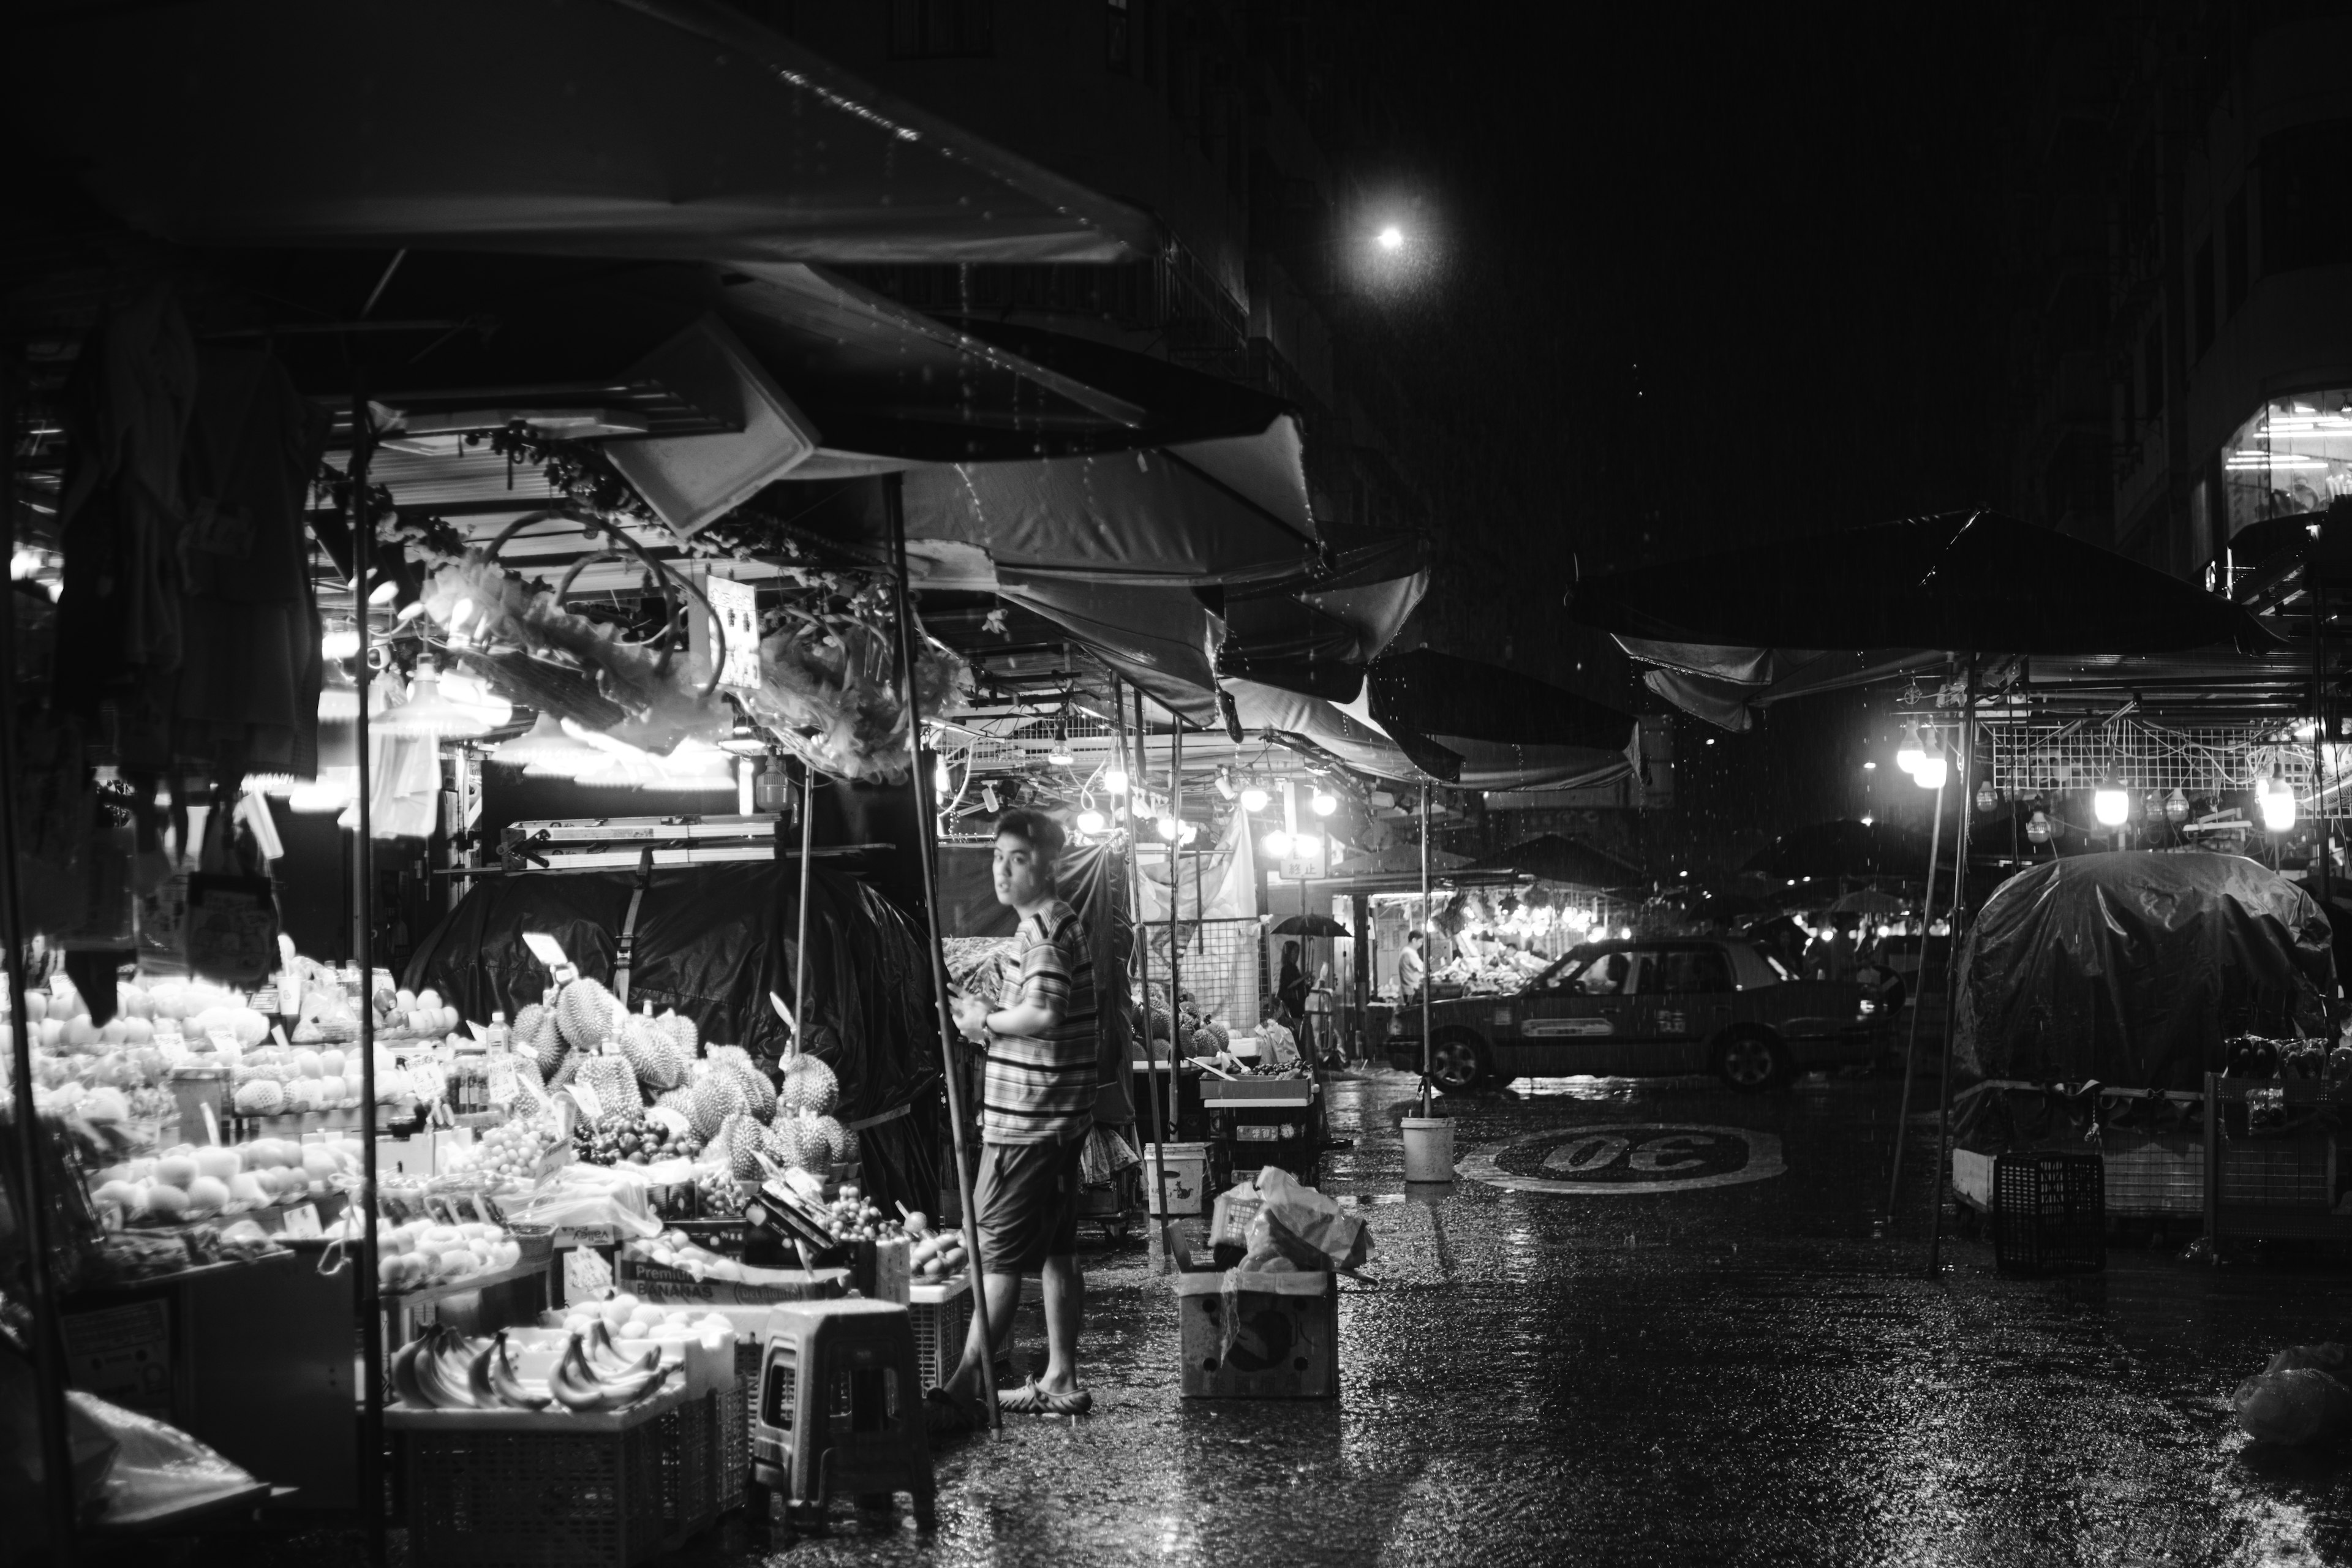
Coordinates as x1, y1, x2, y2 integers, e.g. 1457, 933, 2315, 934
1742, 820, 1933, 884
1271, 913, 1354, 939
12, 0, 1153, 264
1570, 510, 2272, 657
1469, 835, 1643, 889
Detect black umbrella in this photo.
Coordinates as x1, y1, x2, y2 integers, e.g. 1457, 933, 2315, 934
1270, 914, 1354, 939
1570, 509, 2271, 655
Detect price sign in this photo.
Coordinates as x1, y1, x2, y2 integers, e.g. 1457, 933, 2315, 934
279, 1204, 322, 1239
487, 1056, 519, 1110
705, 576, 763, 692
567, 1079, 605, 1125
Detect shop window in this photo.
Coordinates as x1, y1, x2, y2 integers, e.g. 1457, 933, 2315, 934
2194, 238, 2215, 359
2225, 187, 2248, 317
2220, 388, 2352, 537
2260, 119, 2352, 274
889, 0, 992, 58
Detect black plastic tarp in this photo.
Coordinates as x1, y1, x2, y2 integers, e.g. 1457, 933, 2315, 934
404, 862, 941, 1214
1953, 851, 2336, 1089
936, 840, 1137, 1126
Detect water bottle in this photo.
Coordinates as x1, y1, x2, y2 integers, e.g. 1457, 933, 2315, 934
486, 1009, 511, 1055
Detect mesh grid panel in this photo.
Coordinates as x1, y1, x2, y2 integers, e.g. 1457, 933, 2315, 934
1983, 718, 2319, 799
1144, 918, 1262, 1030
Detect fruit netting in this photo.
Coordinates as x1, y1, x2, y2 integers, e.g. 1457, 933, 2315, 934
403, 862, 941, 1213
933, 840, 1136, 1126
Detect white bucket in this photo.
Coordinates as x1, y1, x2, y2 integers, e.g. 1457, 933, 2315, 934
1400, 1117, 1455, 1183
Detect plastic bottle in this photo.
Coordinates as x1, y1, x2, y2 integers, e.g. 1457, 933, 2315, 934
486, 1010, 511, 1055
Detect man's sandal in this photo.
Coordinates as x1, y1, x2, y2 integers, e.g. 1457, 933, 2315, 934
1037, 1386, 1093, 1416
994, 1379, 1049, 1415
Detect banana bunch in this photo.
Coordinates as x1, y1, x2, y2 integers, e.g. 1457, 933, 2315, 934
391, 1324, 672, 1414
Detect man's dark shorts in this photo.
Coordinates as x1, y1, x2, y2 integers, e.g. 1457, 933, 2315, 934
974, 1134, 1084, 1275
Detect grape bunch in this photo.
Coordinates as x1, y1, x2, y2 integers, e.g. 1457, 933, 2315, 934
696, 1168, 745, 1217
476, 1118, 554, 1186
575, 1110, 683, 1167
821, 1186, 892, 1243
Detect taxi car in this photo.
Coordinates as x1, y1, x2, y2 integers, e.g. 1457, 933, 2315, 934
1386, 938, 1888, 1093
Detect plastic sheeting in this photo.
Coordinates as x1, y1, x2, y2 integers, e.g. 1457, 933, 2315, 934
1953, 851, 2336, 1088
403, 862, 941, 1213
935, 840, 1136, 1126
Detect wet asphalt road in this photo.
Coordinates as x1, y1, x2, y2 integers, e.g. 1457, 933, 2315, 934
660, 1066, 2352, 1568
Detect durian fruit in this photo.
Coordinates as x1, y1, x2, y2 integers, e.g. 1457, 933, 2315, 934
580, 1046, 641, 1116
529, 1011, 565, 1077
777, 1049, 839, 1117
708, 1046, 777, 1120
514, 1001, 546, 1042
809, 1112, 853, 1164
655, 1009, 699, 1057
688, 1061, 747, 1140
654, 1086, 694, 1117
617, 1011, 684, 1091
1199, 1019, 1230, 1054
720, 1112, 767, 1181
766, 1109, 827, 1175
549, 1049, 581, 1090
555, 976, 621, 1050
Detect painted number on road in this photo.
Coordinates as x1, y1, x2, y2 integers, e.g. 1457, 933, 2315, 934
1461, 1123, 1785, 1194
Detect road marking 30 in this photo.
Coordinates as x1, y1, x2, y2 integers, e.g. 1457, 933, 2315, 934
1459, 1123, 1786, 1194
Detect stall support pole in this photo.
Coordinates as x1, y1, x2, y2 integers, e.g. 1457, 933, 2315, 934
350, 390, 387, 1563
1, 344, 75, 1566
1116, 682, 1176, 1267
1926, 666, 1981, 1276
793, 755, 815, 1031
882, 473, 998, 1430
1883, 766, 1945, 1223
2315, 585, 2331, 904
1166, 713, 1184, 1069
1419, 785, 1433, 1116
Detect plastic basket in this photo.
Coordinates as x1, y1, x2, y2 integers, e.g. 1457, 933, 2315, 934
910, 1281, 973, 1392
2220, 1136, 2334, 1208
404, 1422, 666, 1568
714, 1376, 748, 1513
2101, 1139, 2204, 1216
654, 1395, 716, 1545
1991, 1152, 2105, 1275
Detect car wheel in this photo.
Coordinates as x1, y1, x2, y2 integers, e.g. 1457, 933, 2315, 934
1713, 1029, 1787, 1091
1428, 1033, 1490, 1095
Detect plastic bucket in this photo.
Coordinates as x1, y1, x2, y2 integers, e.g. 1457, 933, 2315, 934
1400, 1117, 1455, 1183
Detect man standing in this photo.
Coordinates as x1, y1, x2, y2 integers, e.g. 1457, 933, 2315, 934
935, 809, 1097, 1425
1396, 930, 1428, 1001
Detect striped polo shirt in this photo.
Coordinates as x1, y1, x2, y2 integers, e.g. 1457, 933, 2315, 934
981, 900, 1098, 1145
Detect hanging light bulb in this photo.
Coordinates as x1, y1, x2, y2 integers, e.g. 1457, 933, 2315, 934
2026, 809, 2053, 844
1047, 723, 1075, 766
2165, 788, 2190, 825
1076, 808, 1107, 835
1311, 788, 1338, 817
320, 619, 360, 661
1239, 782, 1269, 813
753, 758, 794, 815
2261, 773, 2297, 832
1104, 766, 1128, 795
1975, 782, 1997, 813
2092, 778, 2130, 827
1913, 753, 1948, 791
1894, 718, 1924, 775
1262, 827, 1294, 858
1292, 832, 1322, 856
1156, 813, 1181, 842
1178, 820, 1200, 845
287, 767, 356, 814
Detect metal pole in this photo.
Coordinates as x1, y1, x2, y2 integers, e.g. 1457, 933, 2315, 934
1883, 761, 1945, 1223
1928, 668, 1981, 1275
351, 391, 386, 1563
793, 755, 815, 1050
1419, 784, 1433, 1115
1114, 682, 1175, 1264
2, 337, 76, 1567
2315, 583, 2331, 904
1166, 714, 1184, 1066
881, 473, 998, 1430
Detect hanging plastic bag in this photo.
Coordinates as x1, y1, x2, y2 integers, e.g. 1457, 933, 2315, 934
1250, 1167, 1371, 1273
2233, 1368, 2352, 1445
71, 1390, 259, 1527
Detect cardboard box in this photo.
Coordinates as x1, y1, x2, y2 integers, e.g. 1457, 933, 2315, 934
1142, 1142, 1208, 1216
1175, 1269, 1337, 1399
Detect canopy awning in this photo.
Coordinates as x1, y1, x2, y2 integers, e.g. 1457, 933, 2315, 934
14, 0, 1155, 264
1226, 679, 1633, 792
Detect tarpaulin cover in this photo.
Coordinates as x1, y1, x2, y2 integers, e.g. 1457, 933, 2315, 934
935, 840, 1137, 1126
1953, 851, 2336, 1088
1572, 511, 2272, 656
1365, 649, 1639, 783
17, 0, 1152, 264
1224, 679, 1633, 792
403, 862, 941, 1213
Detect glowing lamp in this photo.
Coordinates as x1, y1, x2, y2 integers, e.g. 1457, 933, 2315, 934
2026, 810, 2052, 844
1894, 720, 1925, 775
1156, 815, 1180, 842
1310, 789, 1338, 817
1076, 809, 1106, 835
1292, 833, 1322, 856
1104, 766, 1129, 795
1912, 755, 1948, 791
2260, 774, 2297, 832
2092, 781, 2129, 827
1240, 784, 1269, 813
2165, 788, 2190, 825
1262, 829, 1294, 857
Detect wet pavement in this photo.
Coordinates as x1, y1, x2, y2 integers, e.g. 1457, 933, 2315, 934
657, 1065, 2352, 1568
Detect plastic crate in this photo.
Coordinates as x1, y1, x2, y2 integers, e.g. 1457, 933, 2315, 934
910, 1279, 973, 1392
1992, 1152, 2105, 1275
714, 1376, 748, 1514
2220, 1136, 2334, 1208
402, 1419, 667, 1568
655, 1394, 716, 1545
2101, 1139, 2204, 1216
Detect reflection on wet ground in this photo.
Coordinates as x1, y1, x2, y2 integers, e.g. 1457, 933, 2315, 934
674, 1066, 2352, 1567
